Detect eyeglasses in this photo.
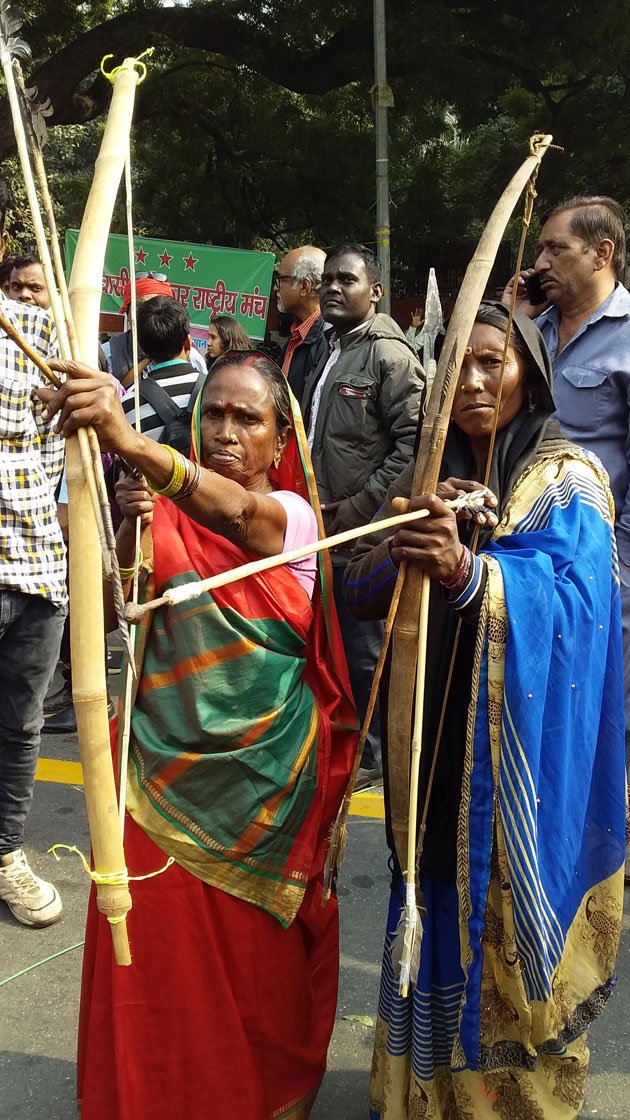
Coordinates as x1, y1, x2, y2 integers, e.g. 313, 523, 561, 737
272, 271, 296, 286
136, 271, 168, 281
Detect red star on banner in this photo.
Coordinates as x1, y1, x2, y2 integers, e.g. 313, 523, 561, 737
182, 251, 199, 272
158, 248, 173, 268
135, 247, 148, 265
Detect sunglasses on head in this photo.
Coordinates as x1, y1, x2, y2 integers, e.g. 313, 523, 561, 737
208, 348, 283, 374
136, 271, 168, 281
220, 348, 267, 361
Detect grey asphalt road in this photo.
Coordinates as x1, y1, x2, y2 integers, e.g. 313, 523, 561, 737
1, 724, 628, 1120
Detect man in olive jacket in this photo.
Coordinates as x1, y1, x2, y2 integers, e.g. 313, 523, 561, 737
303, 243, 425, 784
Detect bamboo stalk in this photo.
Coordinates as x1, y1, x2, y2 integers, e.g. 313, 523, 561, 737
13, 60, 137, 617
125, 494, 487, 623
0, 46, 117, 588
118, 145, 142, 832
65, 57, 145, 966
322, 572, 402, 900
13, 62, 75, 350
0, 308, 61, 385
2, 49, 122, 593
393, 159, 549, 974
386, 135, 553, 873
399, 571, 430, 997
0, 307, 110, 577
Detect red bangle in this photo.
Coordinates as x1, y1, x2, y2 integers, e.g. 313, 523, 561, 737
441, 545, 470, 591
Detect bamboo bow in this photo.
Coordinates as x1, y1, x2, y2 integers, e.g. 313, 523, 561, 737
389, 134, 554, 993
62, 56, 150, 965
0, 5, 145, 963
320, 137, 551, 918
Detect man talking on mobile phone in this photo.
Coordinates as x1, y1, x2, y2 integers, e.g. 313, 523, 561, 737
503, 195, 630, 879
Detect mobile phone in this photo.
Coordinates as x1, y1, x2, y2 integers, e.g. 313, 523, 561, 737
524, 272, 547, 305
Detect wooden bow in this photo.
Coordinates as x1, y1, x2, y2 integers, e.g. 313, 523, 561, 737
388, 134, 553, 867
389, 134, 554, 993
0, 4, 145, 963
62, 56, 150, 964
322, 137, 555, 917
63, 56, 149, 965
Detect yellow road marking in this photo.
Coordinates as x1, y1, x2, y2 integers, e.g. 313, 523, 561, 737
348, 791, 385, 819
36, 758, 83, 785
35, 758, 386, 819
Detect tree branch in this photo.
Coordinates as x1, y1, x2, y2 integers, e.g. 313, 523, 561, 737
0, 6, 372, 160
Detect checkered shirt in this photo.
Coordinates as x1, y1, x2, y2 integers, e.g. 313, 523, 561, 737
0, 293, 66, 606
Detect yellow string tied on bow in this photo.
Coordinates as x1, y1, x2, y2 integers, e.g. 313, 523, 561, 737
100, 47, 154, 86
48, 842, 174, 915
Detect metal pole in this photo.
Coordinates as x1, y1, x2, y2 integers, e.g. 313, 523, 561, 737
373, 0, 391, 314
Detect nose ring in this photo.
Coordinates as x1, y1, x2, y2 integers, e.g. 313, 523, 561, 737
229, 433, 238, 444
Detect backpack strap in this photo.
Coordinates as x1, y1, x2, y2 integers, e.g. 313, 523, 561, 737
184, 366, 207, 419
137, 375, 180, 428
137, 362, 207, 445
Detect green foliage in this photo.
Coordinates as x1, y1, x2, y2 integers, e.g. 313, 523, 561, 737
2, 0, 630, 292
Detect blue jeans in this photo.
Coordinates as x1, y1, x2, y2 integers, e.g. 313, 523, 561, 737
333, 566, 384, 769
0, 589, 66, 855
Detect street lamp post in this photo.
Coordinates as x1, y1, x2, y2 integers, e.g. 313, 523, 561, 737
373, 0, 393, 314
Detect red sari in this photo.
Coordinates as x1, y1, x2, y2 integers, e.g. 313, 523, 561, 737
78, 775, 344, 1120
78, 407, 356, 1119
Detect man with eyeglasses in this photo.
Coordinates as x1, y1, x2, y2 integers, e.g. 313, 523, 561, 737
274, 246, 329, 405
103, 273, 206, 384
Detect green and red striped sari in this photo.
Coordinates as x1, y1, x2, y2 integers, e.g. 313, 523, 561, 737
79, 383, 358, 1120
123, 395, 357, 926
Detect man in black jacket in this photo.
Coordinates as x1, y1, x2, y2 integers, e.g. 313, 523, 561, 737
276, 245, 329, 404
303, 243, 425, 786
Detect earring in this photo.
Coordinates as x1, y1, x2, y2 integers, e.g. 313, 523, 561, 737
273, 449, 282, 468
527, 390, 535, 413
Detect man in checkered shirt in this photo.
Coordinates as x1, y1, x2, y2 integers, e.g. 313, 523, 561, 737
0, 183, 67, 927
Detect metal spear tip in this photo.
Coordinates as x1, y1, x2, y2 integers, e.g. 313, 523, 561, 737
117, 620, 137, 680
22, 83, 53, 149
423, 267, 444, 338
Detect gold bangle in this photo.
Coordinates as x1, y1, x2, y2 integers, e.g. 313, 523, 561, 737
147, 445, 188, 498
171, 460, 203, 503
103, 548, 143, 583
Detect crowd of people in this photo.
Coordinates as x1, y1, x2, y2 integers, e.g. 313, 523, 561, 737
0, 185, 627, 1120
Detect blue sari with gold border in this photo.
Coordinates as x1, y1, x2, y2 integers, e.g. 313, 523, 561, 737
371, 447, 626, 1120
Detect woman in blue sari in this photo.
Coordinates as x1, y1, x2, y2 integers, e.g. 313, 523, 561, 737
344, 304, 626, 1119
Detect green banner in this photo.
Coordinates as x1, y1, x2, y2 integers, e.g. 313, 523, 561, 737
64, 231, 275, 347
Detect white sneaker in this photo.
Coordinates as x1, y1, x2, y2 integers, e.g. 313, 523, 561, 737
0, 849, 63, 927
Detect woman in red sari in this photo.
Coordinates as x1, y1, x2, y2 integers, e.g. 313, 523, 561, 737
44, 350, 357, 1120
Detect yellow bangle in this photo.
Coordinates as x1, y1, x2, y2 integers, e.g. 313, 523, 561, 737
147, 445, 188, 498
103, 549, 143, 583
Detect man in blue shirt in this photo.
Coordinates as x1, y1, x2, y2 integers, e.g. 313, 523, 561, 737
503, 195, 630, 875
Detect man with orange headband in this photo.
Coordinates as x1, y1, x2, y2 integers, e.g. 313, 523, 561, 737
103, 273, 205, 383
